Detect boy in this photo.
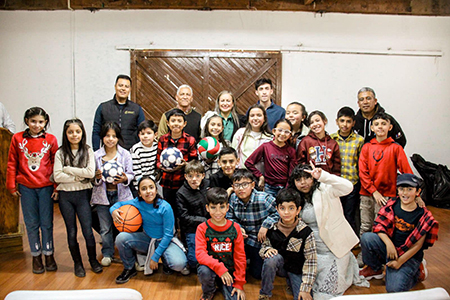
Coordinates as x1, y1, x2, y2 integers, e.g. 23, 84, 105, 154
330, 107, 365, 234
259, 188, 317, 300
176, 160, 209, 271
196, 187, 246, 300
359, 174, 439, 292
157, 108, 197, 217
209, 147, 240, 196
227, 169, 279, 279
130, 120, 158, 196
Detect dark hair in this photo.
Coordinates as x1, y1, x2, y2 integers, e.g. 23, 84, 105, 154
138, 120, 158, 133
219, 146, 238, 159
307, 110, 328, 125
232, 168, 256, 183
60, 118, 90, 168
288, 164, 320, 202
185, 159, 205, 174
167, 108, 186, 122
206, 187, 229, 205
23, 107, 50, 131
115, 74, 132, 86
372, 112, 392, 123
287, 102, 309, 127
238, 104, 272, 151
99, 121, 124, 148
255, 78, 273, 90
204, 114, 227, 146
337, 106, 356, 120
273, 118, 293, 131
137, 175, 161, 208
276, 188, 305, 209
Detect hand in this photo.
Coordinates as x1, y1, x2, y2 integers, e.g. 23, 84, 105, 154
258, 227, 268, 243
299, 291, 312, 300
150, 259, 159, 270
12, 191, 21, 197
113, 172, 128, 185
51, 191, 58, 201
386, 259, 402, 270
304, 161, 322, 180
95, 169, 102, 180
227, 187, 234, 197
112, 209, 124, 224
221, 271, 234, 286
231, 288, 245, 300
373, 191, 387, 206
241, 228, 248, 239
385, 242, 398, 261
264, 248, 278, 258
416, 196, 426, 208
258, 176, 265, 190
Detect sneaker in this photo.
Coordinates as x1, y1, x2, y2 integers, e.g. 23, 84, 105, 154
285, 285, 292, 295
180, 266, 190, 276
200, 294, 214, 300
258, 295, 270, 300
356, 252, 364, 268
135, 261, 145, 272
359, 265, 384, 280
418, 259, 428, 281
163, 265, 174, 275
101, 257, 112, 267
115, 267, 137, 284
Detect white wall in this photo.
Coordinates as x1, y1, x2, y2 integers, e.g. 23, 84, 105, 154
1, 10, 449, 166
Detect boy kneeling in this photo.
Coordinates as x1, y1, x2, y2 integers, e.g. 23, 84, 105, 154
360, 174, 439, 292
259, 188, 317, 300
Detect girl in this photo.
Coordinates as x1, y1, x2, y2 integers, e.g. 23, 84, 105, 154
112, 176, 188, 283
297, 110, 341, 175
214, 90, 246, 143
200, 113, 228, 178
288, 163, 369, 299
231, 104, 272, 169
91, 121, 134, 267
286, 102, 309, 149
245, 119, 297, 197
6, 107, 58, 274
53, 118, 103, 277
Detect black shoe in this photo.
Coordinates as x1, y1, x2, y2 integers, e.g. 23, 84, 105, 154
32, 255, 45, 274
115, 267, 137, 284
74, 262, 86, 277
44, 254, 58, 271
163, 265, 174, 275
89, 259, 103, 273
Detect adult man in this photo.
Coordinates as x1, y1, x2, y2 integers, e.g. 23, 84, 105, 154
0, 102, 15, 133
354, 87, 406, 148
254, 78, 285, 130
158, 84, 201, 141
92, 75, 145, 150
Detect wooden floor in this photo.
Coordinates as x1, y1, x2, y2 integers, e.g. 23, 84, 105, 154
1, 205, 449, 299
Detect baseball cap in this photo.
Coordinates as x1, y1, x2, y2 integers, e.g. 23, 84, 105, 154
396, 173, 422, 188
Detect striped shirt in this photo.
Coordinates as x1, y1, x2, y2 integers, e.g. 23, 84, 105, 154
330, 131, 364, 185
130, 141, 158, 190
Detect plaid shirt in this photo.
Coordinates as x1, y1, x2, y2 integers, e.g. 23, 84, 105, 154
227, 190, 279, 248
157, 132, 197, 190
330, 131, 364, 185
373, 197, 439, 256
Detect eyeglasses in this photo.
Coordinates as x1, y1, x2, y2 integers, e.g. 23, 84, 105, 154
274, 128, 291, 135
232, 181, 253, 189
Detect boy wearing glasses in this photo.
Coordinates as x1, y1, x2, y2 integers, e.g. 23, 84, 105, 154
227, 169, 279, 279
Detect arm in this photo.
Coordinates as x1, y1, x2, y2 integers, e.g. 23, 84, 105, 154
92, 105, 103, 151
390, 117, 407, 148
0, 103, 16, 133
6, 136, 19, 193
157, 113, 169, 138
358, 145, 377, 195
232, 223, 247, 291
244, 144, 264, 179
53, 150, 79, 183
378, 232, 398, 261
188, 137, 198, 161
151, 203, 175, 263
195, 223, 228, 276
63, 147, 96, 179
176, 192, 207, 228
397, 147, 413, 175
261, 194, 280, 229
118, 150, 135, 186
296, 139, 307, 165
131, 146, 143, 181
330, 142, 341, 176
387, 235, 426, 270
300, 232, 317, 296
137, 107, 145, 125
317, 169, 353, 198
259, 233, 277, 258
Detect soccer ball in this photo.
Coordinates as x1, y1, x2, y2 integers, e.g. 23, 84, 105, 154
160, 147, 184, 170
101, 161, 124, 183
198, 137, 221, 160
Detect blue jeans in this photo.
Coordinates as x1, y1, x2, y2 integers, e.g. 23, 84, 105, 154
339, 181, 361, 235
19, 184, 54, 256
96, 191, 118, 258
361, 232, 421, 292
197, 265, 238, 300
115, 231, 187, 270
264, 184, 283, 198
245, 244, 263, 279
186, 233, 197, 269
260, 254, 304, 299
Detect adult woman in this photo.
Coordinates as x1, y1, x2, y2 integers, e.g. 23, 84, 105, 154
288, 162, 369, 299
214, 90, 246, 143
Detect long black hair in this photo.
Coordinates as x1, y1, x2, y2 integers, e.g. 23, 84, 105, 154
23, 107, 50, 132
288, 163, 320, 203
60, 118, 90, 168
100, 121, 125, 148
137, 175, 162, 209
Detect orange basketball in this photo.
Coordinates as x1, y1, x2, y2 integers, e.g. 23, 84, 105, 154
114, 204, 142, 233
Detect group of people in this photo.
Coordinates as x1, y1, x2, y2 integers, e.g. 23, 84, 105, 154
4, 74, 439, 300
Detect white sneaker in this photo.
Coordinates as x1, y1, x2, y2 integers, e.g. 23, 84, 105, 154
135, 261, 145, 272
101, 257, 112, 267
180, 266, 190, 276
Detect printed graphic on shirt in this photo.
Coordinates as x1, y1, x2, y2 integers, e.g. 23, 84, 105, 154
309, 145, 332, 166
270, 153, 290, 163
395, 215, 416, 232
19, 139, 51, 171
372, 150, 384, 164
210, 237, 233, 253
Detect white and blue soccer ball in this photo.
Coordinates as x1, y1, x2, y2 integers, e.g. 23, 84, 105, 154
160, 147, 183, 170
101, 161, 124, 183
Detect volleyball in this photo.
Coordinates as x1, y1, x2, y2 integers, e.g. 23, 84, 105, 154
198, 137, 221, 160
114, 205, 142, 233
101, 160, 124, 183
160, 147, 184, 169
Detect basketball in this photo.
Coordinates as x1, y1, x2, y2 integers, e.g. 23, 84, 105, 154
114, 204, 142, 233
197, 136, 221, 160
160, 147, 184, 169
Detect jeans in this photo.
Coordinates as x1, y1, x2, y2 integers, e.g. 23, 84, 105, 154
97, 190, 118, 258
361, 232, 421, 292
197, 265, 238, 300
264, 184, 283, 198
260, 254, 304, 300
245, 244, 263, 279
360, 195, 384, 236
340, 182, 361, 235
115, 231, 187, 270
59, 189, 96, 248
186, 233, 198, 269
19, 184, 54, 256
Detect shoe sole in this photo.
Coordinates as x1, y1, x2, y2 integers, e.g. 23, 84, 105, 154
363, 273, 385, 280
33, 269, 45, 274
115, 272, 137, 284
419, 259, 428, 281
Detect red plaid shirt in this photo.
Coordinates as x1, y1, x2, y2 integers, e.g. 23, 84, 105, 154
373, 197, 439, 256
157, 132, 197, 190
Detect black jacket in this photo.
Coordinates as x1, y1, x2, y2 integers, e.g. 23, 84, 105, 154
208, 169, 233, 191
176, 180, 209, 234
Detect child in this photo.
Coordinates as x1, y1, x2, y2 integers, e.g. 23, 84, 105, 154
176, 160, 209, 271
112, 176, 188, 283
6, 107, 58, 274
360, 174, 439, 292
53, 118, 102, 277
232, 104, 272, 169
285, 102, 309, 150
330, 107, 365, 234
157, 108, 197, 217
245, 119, 296, 197
209, 147, 240, 195
297, 110, 341, 175
214, 90, 246, 143
358, 112, 413, 241
227, 169, 279, 279
259, 188, 317, 300
130, 120, 158, 195
91, 121, 134, 267
196, 187, 246, 300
